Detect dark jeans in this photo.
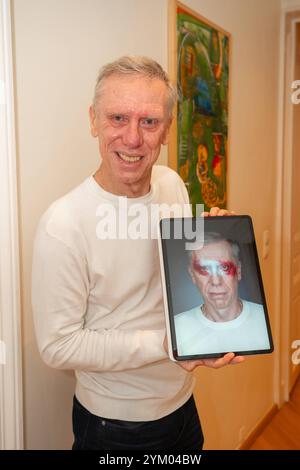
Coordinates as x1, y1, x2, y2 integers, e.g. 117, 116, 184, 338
72, 395, 204, 451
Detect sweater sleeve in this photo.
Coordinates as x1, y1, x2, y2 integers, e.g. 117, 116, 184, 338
32, 226, 167, 372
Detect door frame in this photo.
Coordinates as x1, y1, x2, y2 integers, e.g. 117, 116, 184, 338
276, 7, 300, 405
0, 0, 23, 449
285, 16, 300, 394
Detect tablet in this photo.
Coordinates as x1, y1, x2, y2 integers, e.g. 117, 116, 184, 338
158, 216, 274, 361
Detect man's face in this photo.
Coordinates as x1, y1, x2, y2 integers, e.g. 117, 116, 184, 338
189, 241, 241, 316
89, 74, 171, 197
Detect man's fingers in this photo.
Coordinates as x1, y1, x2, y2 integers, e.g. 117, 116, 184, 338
209, 207, 220, 216
200, 352, 243, 369
216, 209, 229, 216
230, 355, 245, 365
210, 207, 236, 216
202, 208, 236, 217
176, 353, 245, 371
210, 352, 235, 368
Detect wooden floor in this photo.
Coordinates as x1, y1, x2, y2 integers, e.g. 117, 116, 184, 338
250, 377, 300, 450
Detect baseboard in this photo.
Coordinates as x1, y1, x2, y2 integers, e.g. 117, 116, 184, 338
238, 404, 279, 450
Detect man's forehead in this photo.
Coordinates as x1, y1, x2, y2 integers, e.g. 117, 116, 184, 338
192, 240, 233, 260
104, 100, 165, 116
100, 75, 167, 101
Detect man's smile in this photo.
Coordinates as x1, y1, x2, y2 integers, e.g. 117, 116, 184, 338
116, 152, 143, 163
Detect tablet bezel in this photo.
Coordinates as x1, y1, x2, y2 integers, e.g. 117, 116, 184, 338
158, 215, 274, 361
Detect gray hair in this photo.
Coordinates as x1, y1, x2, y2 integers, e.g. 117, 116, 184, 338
92, 56, 177, 119
189, 232, 241, 264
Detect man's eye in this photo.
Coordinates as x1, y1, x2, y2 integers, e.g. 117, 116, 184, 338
197, 265, 209, 276
111, 115, 126, 124
219, 262, 237, 276
141, 118, 158, 128
193, 260, 209, 275
200, 268, 209, 275
221, 264, 229, 272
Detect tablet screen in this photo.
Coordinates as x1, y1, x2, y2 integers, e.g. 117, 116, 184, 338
158, 216, 274, 360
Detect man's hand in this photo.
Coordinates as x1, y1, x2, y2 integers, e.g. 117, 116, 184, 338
176, 353, 245, 372
163, 337, 245, 371
202, 206, 236, 217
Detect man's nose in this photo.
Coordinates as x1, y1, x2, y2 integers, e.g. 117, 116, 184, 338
122, 120, 143, 148
210, 273, 223, 285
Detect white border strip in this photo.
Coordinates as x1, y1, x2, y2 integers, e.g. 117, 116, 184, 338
0, 0, 23, 449
273, 7, 286, 407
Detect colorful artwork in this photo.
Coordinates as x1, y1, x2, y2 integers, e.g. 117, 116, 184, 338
176, 3, 230, 212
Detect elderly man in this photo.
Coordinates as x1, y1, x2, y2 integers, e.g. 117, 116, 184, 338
175, 232, 270, 357
32, 56, 243, 451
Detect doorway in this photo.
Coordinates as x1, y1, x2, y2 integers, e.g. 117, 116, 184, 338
279, 11, 300, 403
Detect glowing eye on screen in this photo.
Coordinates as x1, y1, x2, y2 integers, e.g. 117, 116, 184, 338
219, 261, 237, 276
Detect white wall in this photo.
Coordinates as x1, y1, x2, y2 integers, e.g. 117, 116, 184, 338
12, 0, 281, 449
12, 0, 169, 450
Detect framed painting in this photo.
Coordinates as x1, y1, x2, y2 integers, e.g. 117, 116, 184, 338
168, 1, 231, 212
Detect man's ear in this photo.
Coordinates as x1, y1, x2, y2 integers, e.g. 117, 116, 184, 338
161, 118, 173, 145
188, 265, 196, 284
237, 262, 242, 281
89, 105, 98, 138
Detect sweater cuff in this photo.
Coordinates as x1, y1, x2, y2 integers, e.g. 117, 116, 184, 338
141, 329, 168, 362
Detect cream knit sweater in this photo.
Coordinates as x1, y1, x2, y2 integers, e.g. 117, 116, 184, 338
32, 165, 194, 421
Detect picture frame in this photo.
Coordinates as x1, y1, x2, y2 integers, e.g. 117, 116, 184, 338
168, 1, 231, 212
